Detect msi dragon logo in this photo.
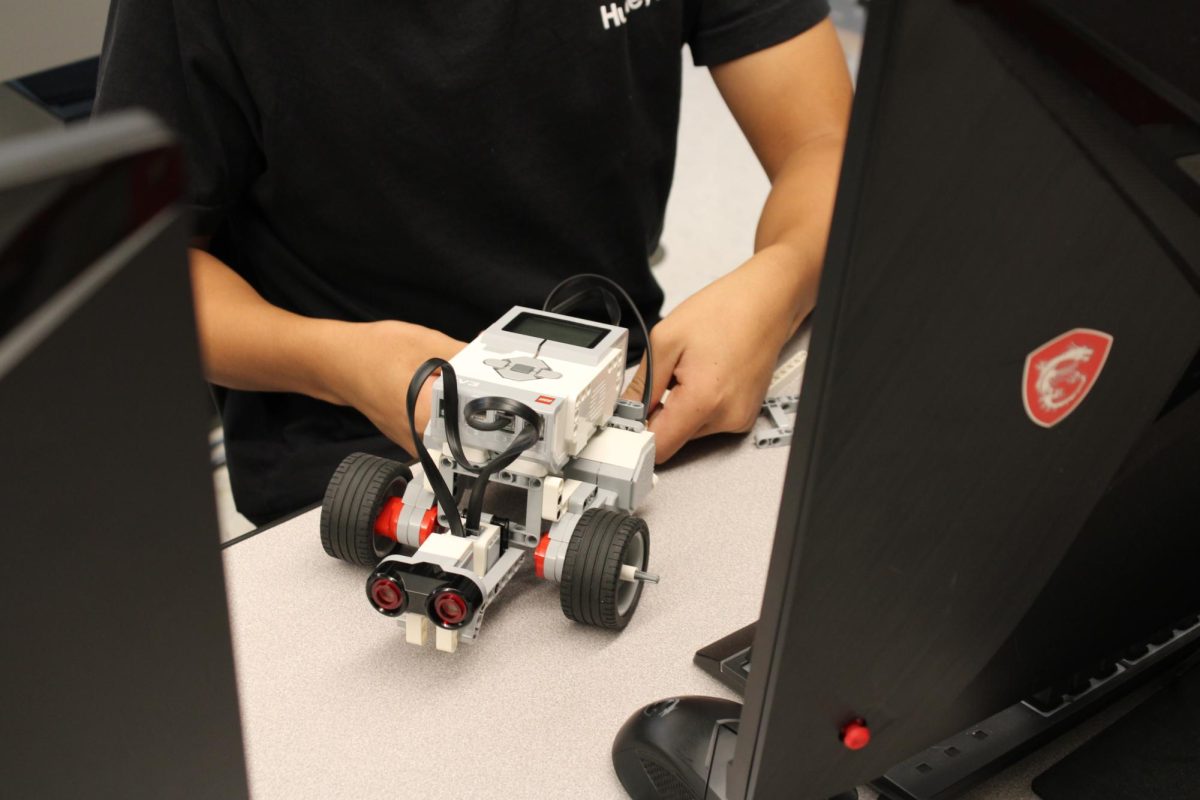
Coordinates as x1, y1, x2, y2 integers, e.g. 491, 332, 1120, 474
1022, 329, 1113, 428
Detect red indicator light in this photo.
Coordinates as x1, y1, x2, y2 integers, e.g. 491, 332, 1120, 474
840, 720, 871, 751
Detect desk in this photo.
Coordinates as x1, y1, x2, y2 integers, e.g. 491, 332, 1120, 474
223, 310, 1161, 800
222, 419, 789, 799
221, 335, 1123, 800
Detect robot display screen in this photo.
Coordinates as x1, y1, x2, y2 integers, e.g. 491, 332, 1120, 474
503, 312, 609, 349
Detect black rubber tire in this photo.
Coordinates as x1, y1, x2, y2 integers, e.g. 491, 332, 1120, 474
560, 508, 650, 630
320, 452, 411, 566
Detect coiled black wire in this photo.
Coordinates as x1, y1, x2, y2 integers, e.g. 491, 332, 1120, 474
406, 358, 541, 536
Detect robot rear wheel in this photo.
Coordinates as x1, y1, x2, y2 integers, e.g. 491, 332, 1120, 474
560, 508, 650, 630
320, 452, 411, 566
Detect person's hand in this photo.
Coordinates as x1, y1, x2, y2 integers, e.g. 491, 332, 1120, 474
624, 250, 811, 462
324, 320, 466, 455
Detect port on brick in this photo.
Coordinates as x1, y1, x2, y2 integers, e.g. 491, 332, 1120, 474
970, 730, 988, 740
945, 747, 961, 758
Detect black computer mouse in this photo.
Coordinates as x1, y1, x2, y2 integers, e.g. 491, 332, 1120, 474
612, 695, 742, 799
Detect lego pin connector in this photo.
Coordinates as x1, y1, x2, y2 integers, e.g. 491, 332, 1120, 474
620, 565, 660, 584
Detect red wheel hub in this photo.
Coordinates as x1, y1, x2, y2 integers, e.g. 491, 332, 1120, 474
373, 497, 405, 540
419, 506, 439, 544
533, 534, 551, 579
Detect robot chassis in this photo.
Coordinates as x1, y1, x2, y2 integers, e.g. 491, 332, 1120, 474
320, 301, 660, 653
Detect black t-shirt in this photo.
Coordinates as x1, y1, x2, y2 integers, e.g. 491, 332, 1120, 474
95, 0, 829, 524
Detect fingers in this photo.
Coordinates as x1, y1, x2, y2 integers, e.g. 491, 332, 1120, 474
648, 369, 766, 462
647, 382, 711, 463
623, 325, 681, 414
646, 325, 682, 413
621, 358, 647, 403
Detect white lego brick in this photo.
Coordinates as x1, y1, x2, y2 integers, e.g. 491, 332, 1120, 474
553, 479, 584, 522
405, 613, 430, 646
620, 564, 638, 583
569, 420, 598, 457
507, 457, 548, 480
418, 532, 474, 563
473, 523, 500, 577
436, 627, 459, 653
541, 476, 564, 521
441, 442, 489, 466
450, 335, 619, 400
576, 427, 652, 470
561, 479, 583, 505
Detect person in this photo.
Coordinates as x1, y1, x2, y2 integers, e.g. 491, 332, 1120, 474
95, 0, 852, 525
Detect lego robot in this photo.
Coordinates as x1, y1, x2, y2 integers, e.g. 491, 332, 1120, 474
320, 279, 659, 652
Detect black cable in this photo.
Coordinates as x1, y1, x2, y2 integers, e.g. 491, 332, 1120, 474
460, 396, 540, 530
546, 287, 623, 326
406, 358, 542, 536
542, 273, 654, 419
406, 359, 468, 538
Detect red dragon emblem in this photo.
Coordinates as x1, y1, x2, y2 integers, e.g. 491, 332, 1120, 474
1022, 329, 1113, 428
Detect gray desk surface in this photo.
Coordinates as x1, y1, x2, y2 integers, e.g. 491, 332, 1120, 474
222, 424, 785, 799
220, 342, 1135, 800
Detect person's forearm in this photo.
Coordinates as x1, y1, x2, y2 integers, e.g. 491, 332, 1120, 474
744, 132, 846, 338
189, 248, 466, 452
188, 248, 352, 404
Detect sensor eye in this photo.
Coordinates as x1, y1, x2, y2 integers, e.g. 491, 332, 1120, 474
432, 590, 469, 626
427, 586, 475, 630
367, 575, 407, 616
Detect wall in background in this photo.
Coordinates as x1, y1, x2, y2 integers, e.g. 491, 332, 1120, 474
0, 0, 107, 83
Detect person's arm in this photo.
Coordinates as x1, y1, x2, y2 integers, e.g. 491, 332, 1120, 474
630, 18, 852, 462
97, 0, 461, 453
189, 248, 463, 453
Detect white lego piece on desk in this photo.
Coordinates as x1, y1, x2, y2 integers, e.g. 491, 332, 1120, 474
769, 349, 808, 394
436, 627, 459, 653
405, 613, 430, 647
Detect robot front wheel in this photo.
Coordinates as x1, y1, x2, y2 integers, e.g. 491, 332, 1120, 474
320, 452, 412, 566
560, 508, 651, 630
